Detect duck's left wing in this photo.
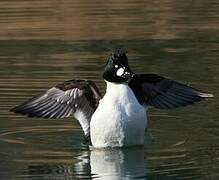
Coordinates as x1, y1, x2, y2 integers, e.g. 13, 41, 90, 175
10, 80, 102, 137
129, 74, 213, 109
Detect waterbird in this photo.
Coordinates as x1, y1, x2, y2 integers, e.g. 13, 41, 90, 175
11, 49, 213, 148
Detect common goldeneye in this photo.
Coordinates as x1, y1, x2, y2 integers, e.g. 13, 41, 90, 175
11, 49, 213, 148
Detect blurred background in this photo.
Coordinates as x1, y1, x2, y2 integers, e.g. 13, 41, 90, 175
0, 0, 218, 179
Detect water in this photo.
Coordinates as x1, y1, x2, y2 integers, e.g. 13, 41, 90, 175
0, 0, 219, 179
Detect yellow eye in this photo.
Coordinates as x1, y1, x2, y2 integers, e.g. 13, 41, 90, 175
114, 64, 119, 68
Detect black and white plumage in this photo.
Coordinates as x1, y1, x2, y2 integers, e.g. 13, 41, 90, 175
11, 50, 213, 148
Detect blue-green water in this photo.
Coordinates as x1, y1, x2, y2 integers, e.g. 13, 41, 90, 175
0, 1, 218, 179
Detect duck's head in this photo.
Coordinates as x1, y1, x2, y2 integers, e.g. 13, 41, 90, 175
103, 49, 135, 83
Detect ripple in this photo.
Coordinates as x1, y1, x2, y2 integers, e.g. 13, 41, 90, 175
0, 0, 218, 178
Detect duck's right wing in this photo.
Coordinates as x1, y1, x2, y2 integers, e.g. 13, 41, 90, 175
129, 74, 213, 109
10, 80, 102, 137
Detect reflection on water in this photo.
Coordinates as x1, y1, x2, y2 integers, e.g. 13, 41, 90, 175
0, 0, 219, 179
26, 148, 147, 180
90, 148, 147, 179
12, 145, 207, 179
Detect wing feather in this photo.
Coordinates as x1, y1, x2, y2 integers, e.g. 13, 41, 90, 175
11, 80, 102, 137
129, 74, 213, 109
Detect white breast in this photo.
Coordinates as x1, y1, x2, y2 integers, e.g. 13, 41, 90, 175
90, 82, 147, 148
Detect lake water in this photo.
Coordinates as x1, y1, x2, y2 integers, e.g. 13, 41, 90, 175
0, 0, 219, 179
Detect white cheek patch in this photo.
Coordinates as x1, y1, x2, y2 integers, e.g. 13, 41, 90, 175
116, 68, 124, 76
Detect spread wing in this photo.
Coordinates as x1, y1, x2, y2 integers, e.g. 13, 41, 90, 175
10, 80, 102, 137
129, 74, 213, 109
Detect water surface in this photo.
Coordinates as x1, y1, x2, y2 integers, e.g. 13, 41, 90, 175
0, 0, 219, 179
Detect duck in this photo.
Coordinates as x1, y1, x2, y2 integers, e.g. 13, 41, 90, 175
10, 49, 213, 148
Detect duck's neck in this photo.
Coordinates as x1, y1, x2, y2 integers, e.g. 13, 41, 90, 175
106, 81, 127, 91
104, 81, 130, 100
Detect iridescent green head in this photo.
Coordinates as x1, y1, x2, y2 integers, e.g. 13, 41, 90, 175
103, 49, 134, 83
